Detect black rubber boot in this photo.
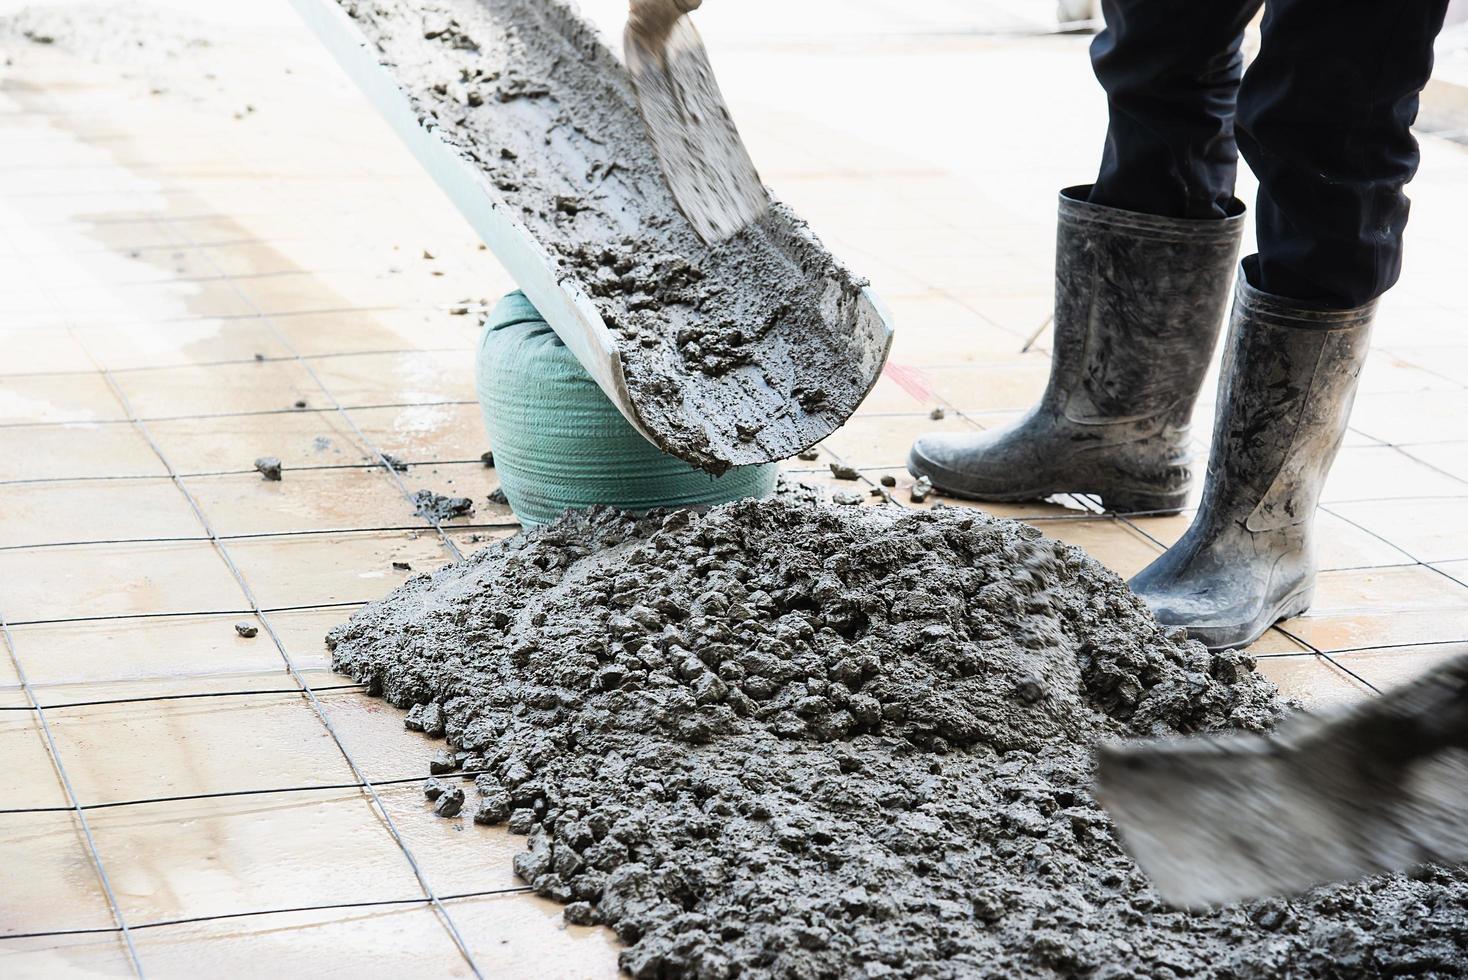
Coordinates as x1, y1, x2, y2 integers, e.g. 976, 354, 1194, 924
907, 185, 1245, 514
1129, 260, 1376, 650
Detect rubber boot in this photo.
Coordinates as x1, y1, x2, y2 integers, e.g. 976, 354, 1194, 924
1129, 259, 1376, 650
907, 185, 1245, 514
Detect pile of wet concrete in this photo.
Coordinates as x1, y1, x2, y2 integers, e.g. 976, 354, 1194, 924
328, 498, 1468, 978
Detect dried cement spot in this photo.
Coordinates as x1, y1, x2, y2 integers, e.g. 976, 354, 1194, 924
325, 498, 1467, 977
332, 0, 882, 473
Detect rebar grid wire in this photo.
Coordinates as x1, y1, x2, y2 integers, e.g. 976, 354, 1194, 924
0, 399, 475, 431
0, 682, 368, 713
0, 345, 473, 382
0, 611, 147, 975
2, 884, 534, 944
0, 521, 518, 553
0, 457, 492, 487
1, 767, 497, 816
47, 346, 490, 978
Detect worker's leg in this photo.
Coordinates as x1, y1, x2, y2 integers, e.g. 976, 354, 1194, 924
1089, 0, 1261, 219
1238, 0, 1450, 307
1131, 0, 1450, 650
907, 0, 1254, 511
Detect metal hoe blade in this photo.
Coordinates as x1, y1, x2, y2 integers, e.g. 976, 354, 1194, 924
1095, 653, 1468, 908
624, 16, 768, 244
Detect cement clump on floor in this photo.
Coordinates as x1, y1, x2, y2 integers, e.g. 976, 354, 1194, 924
327, 497, 1468, 977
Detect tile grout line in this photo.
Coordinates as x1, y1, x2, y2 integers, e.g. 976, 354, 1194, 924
71, 337, 487, 979
0, 610, 147, 976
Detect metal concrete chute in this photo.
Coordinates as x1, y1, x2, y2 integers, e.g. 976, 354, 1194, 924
288, 0, 894, 473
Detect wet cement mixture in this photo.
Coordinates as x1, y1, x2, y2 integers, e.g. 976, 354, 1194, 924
331, 0, 889, 473
327, 498, 1468, 978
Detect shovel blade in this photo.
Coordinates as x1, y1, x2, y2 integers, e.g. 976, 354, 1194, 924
1096, 693, 1468, 908
624, 17, 768, 244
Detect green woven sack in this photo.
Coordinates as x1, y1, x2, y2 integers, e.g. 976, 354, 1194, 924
476, 291, 778, 527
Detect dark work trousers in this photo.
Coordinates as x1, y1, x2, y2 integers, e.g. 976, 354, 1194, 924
1087, 0, 1450, 308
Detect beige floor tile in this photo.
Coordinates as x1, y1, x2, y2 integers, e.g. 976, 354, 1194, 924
1326, 498, 1468, 564
1287, 565, 1468, 652
346, 403, 490, 464
226, 531, 456, 609
0, 328, 96, 375
81, 279, 258, 321
271, 308, 483, 358
1244, 628, 1315, 657
198, 241, 322, 278
182, 468, 416, 537
0, 373, 123, 425
45, 691, 354, 804
919, 360, 1053, 414
448, 891, 621, 977
1348, 389, 1468, 446
72, 317, 292, 371
307, 350, 475, 409
145, 408, 370, 475
1400, 442, 1468, 484
820, 413, 979, 468
230, 271, 411, 317
374, 783, 528, 894
0, 540, 242, 623
881, 293, 1031, 367
129, 904, 473, 979
852, 373, 937, 416
0, 711, 68, 809
0, 478, 199, 548
1256, 654, 1372, 710
266, 606, 360, 674
8, 614, 284, 688
944, 290, 1053, 339
1320, 445, 1468, 503
1331, 642, 1468, 693
0, 810, 117, 935
314, 689, 438, 782
1370, 302, 1467, 350
0, 932, 134, 978
109, 359, 323, 420
1354, 348, 1465, 395
0, 422, 166, 482
85, 788, 425, 924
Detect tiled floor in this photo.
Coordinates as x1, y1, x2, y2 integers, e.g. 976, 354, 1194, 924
3, 1, 1468, 976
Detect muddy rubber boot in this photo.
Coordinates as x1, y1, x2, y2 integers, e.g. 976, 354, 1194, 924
907, 185, 1245, 514
1129, 262, 1376, 650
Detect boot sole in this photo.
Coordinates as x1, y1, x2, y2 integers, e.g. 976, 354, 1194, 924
918, 479, 1189, 517
1185, 587, 1314, 652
